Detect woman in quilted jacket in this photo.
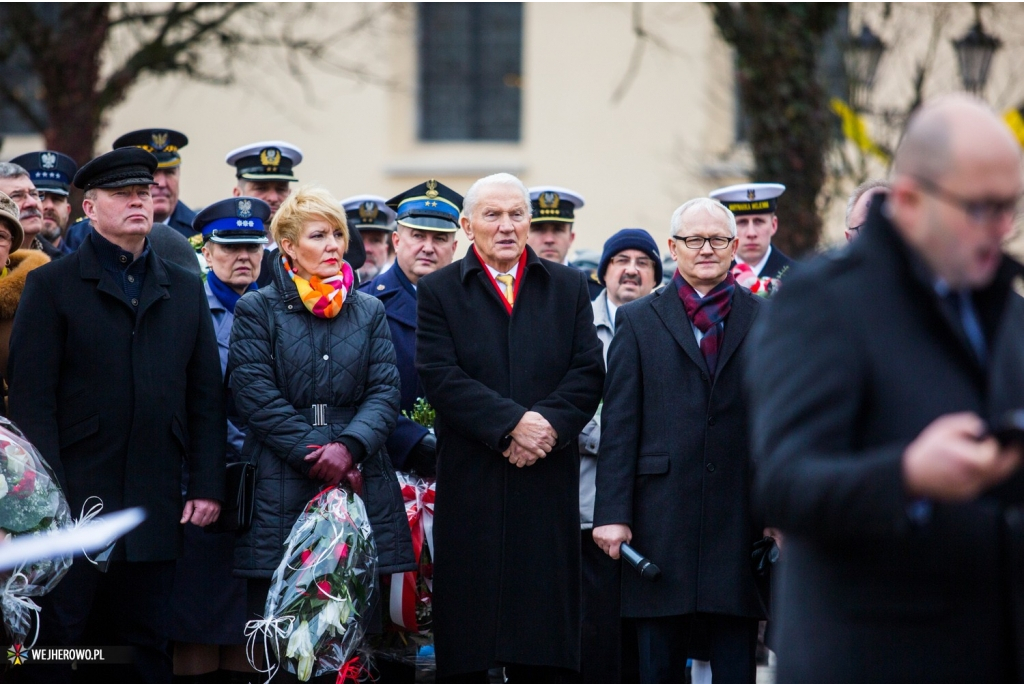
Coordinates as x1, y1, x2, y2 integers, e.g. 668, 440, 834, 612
228, 186, 415, 636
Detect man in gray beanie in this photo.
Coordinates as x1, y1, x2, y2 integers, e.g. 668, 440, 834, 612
578, 227, 661, 681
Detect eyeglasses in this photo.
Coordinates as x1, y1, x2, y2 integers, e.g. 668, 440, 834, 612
609, 254, 655, 270
912, 175, 1022, 225
672, 235, 734, 250
38, 191, 68, 204
5, 190, 41, 203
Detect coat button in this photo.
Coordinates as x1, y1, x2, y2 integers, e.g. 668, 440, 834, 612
128, 275, 135, 283
706, 462, 715, 472
322, 354, 329, 361
131, 298, 139, 306
288, 305, 293, 310
707, 416, 716, 426
119, 255, 127, 264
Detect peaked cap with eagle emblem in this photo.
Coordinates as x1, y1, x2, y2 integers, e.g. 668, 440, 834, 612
340, 195, 397, 233
10, 150, 78, 196
225, 141, 303, 182
192, 196, 271, 245
113, 128, 189, 169
529, 185, 585, 224
386, 179, 463, 232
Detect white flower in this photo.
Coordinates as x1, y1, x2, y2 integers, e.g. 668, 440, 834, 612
0, 473, 8, 500
285, 620, 315, 682
4, 444, 28, 476
319, 599, 348, 637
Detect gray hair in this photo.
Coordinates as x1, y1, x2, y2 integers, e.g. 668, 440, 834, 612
671, 197, 737, 238
0, 162, 29, 181
462, 172, 531, 220
845, 179, 890, 223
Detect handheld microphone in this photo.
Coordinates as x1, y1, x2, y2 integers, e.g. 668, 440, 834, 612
620, 542, 662, 581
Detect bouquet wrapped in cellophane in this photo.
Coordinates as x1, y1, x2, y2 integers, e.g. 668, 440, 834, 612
0, 417, 72, 647
246, 486, 377, 682
372, 472, 435, 670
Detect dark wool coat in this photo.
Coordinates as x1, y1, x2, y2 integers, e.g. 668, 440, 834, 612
749, 196, 1024, 682
7, 236, 225, 561
594, 283, 768, 620
758, 244, 794, 279
229, 258, 415, 578
358, 266, 428, 469
416, 246, 605, 676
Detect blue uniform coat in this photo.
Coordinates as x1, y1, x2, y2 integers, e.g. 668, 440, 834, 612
358, 266, 428, 469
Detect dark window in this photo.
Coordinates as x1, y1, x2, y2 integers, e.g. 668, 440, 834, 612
418, 3, 523, 142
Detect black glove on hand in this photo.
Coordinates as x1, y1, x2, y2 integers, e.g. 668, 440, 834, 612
405, 432, 437, 477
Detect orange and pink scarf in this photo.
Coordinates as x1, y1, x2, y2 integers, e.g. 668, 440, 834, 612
282, 255, 354, 319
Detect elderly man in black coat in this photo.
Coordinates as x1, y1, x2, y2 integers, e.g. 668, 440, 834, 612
7, 148, 225, 682
416, 172, 604, 682
593, 197, 767, 683
749, 95, 1024, 683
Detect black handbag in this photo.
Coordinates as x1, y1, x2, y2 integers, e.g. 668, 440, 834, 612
205, 461, 255, 534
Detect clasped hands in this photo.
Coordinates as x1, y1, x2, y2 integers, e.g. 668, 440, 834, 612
503, 410, 558, 468
304, 442, 364, 494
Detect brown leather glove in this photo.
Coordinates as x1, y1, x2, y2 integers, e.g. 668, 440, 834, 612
304, 443, 363, 495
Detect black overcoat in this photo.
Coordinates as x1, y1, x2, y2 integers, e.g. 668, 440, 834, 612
749, 197, 1024, 682
7, 235, 225, 561
416, 246, 604, 676
594, 283, 767, 620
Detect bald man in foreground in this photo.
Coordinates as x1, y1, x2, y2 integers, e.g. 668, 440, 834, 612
749, 94, 1024, 682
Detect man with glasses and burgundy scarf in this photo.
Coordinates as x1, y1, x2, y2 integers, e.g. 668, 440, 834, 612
593, 197, 768, 683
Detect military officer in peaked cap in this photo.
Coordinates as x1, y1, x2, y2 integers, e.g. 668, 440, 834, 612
226, 140, 303, 288
358, 182, 461, 479
710, 182, 794, 279
167, 196, 269, 680
10, 150, 77, 254
113, 128, 196, 238
350, 193, 397, 282
528, 185, 603, 299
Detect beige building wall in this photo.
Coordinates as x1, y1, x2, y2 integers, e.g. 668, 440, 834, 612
4, 2, 742, 256
7, 3, 1022, 254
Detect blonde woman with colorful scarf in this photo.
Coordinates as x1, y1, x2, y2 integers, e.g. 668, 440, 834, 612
227, 186, 416, 650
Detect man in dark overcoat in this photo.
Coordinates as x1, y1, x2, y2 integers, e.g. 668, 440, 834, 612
416, 173, 604, 682
7, 148, 225, 682
593, 198, 767, 683
749, 95, 1024, 682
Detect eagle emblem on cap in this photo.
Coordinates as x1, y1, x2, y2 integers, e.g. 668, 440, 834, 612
359, 201, 379, 222
236, 199, 253, 218
538, 192, 561, 211
425, 179, 439, 199
40, 152, 56, 169
747, 189, 756, 200
260, 148, 281, 167
151, 132, 169, 151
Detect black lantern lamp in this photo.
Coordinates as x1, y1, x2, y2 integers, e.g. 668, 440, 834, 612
844, 24, 886, 109
953, 8, 1001, 95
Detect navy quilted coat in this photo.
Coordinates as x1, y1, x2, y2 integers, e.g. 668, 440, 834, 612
228, 259, 415, 577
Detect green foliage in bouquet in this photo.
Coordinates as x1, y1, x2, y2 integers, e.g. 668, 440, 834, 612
403, 398, 436, 430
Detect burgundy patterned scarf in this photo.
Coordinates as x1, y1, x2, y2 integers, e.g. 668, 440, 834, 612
674, 270, 736, 380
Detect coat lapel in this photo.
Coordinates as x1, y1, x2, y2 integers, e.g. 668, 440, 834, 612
136, 251, 171, 318
651, 287, 709, 376
715, 287, 756, 375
